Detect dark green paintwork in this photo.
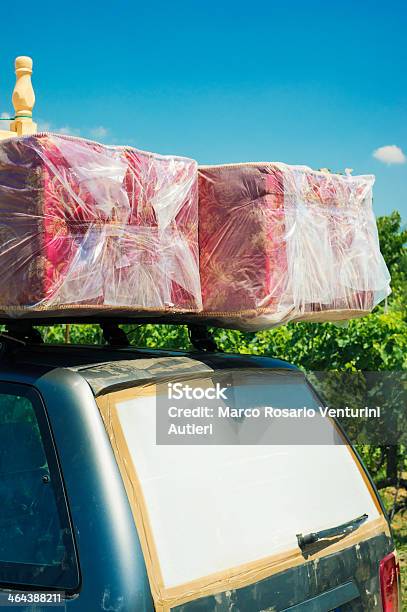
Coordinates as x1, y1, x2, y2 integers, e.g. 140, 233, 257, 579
173, 533, 392, 611
0, 341, 394, 611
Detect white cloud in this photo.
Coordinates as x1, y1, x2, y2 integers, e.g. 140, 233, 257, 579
37, 120, 51, 132
55, 125, 81, 136
34, 120, 80, 136
0, 115, 111, 142
0, 111, 10, 130
0, 113, 85, 138
373, 145, 406, 165
90, 126, 108, 139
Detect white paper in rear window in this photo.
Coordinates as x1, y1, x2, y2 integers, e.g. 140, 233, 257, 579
114, 371, 380, 589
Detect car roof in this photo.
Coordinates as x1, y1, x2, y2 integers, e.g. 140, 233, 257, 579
0, 342, 299, 396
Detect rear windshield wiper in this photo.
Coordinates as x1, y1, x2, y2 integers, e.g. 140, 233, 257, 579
296, 513, 368, 551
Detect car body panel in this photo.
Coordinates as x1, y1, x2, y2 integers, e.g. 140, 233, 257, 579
0, 344, 396, 610
172, 533, 393, 611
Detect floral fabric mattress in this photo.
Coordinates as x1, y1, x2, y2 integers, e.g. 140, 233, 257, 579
197, 162, 390, 330
0, 134, 201, 317
0, 134, 390, 329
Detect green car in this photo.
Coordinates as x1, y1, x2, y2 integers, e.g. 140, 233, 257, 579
0, 329, 400, 611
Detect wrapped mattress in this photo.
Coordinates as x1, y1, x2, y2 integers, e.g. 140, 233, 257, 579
0, 133, 201, 317
0, 134, 390, 329
197, 163, 390, 330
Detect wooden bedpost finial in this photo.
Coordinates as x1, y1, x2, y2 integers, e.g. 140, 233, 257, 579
10, 56, 37, 136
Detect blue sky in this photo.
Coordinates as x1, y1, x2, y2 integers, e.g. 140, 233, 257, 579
1, 0, 406, 218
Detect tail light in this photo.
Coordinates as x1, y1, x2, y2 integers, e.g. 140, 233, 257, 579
379, 552, 400, 611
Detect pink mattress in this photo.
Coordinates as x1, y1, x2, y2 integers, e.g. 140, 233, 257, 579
197, 163, 390, 330
0, 134, 201, 317
0, 135, 390, 329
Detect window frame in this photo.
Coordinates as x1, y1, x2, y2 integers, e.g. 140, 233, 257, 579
0, 381, 80, 593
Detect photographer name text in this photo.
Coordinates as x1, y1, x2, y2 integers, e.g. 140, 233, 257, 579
165, 382, 381, 436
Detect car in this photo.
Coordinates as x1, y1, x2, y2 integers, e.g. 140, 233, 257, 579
0, 324, 400, 611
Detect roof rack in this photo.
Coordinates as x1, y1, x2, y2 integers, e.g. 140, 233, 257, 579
100, 322, 130, 347
0, 319, 221, 352
188, 325, 219, 352
0, 332, 27, 356
4, 321, 43, 343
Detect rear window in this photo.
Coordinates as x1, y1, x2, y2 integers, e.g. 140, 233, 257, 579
99, 369, 381, 591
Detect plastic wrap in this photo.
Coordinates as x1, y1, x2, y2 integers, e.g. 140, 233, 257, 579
0, 137, 390, 329
197, 163, 390, 330
0, 133, 201, 317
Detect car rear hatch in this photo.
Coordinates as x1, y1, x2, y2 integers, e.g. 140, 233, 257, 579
96, 367, 396, 611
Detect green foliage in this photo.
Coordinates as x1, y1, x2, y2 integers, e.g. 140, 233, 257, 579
377, 212, 407, 283
40, 324, 103, 344
377, 211, 407, 312
211, 311, 407, 370
123, 324, 191, 350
